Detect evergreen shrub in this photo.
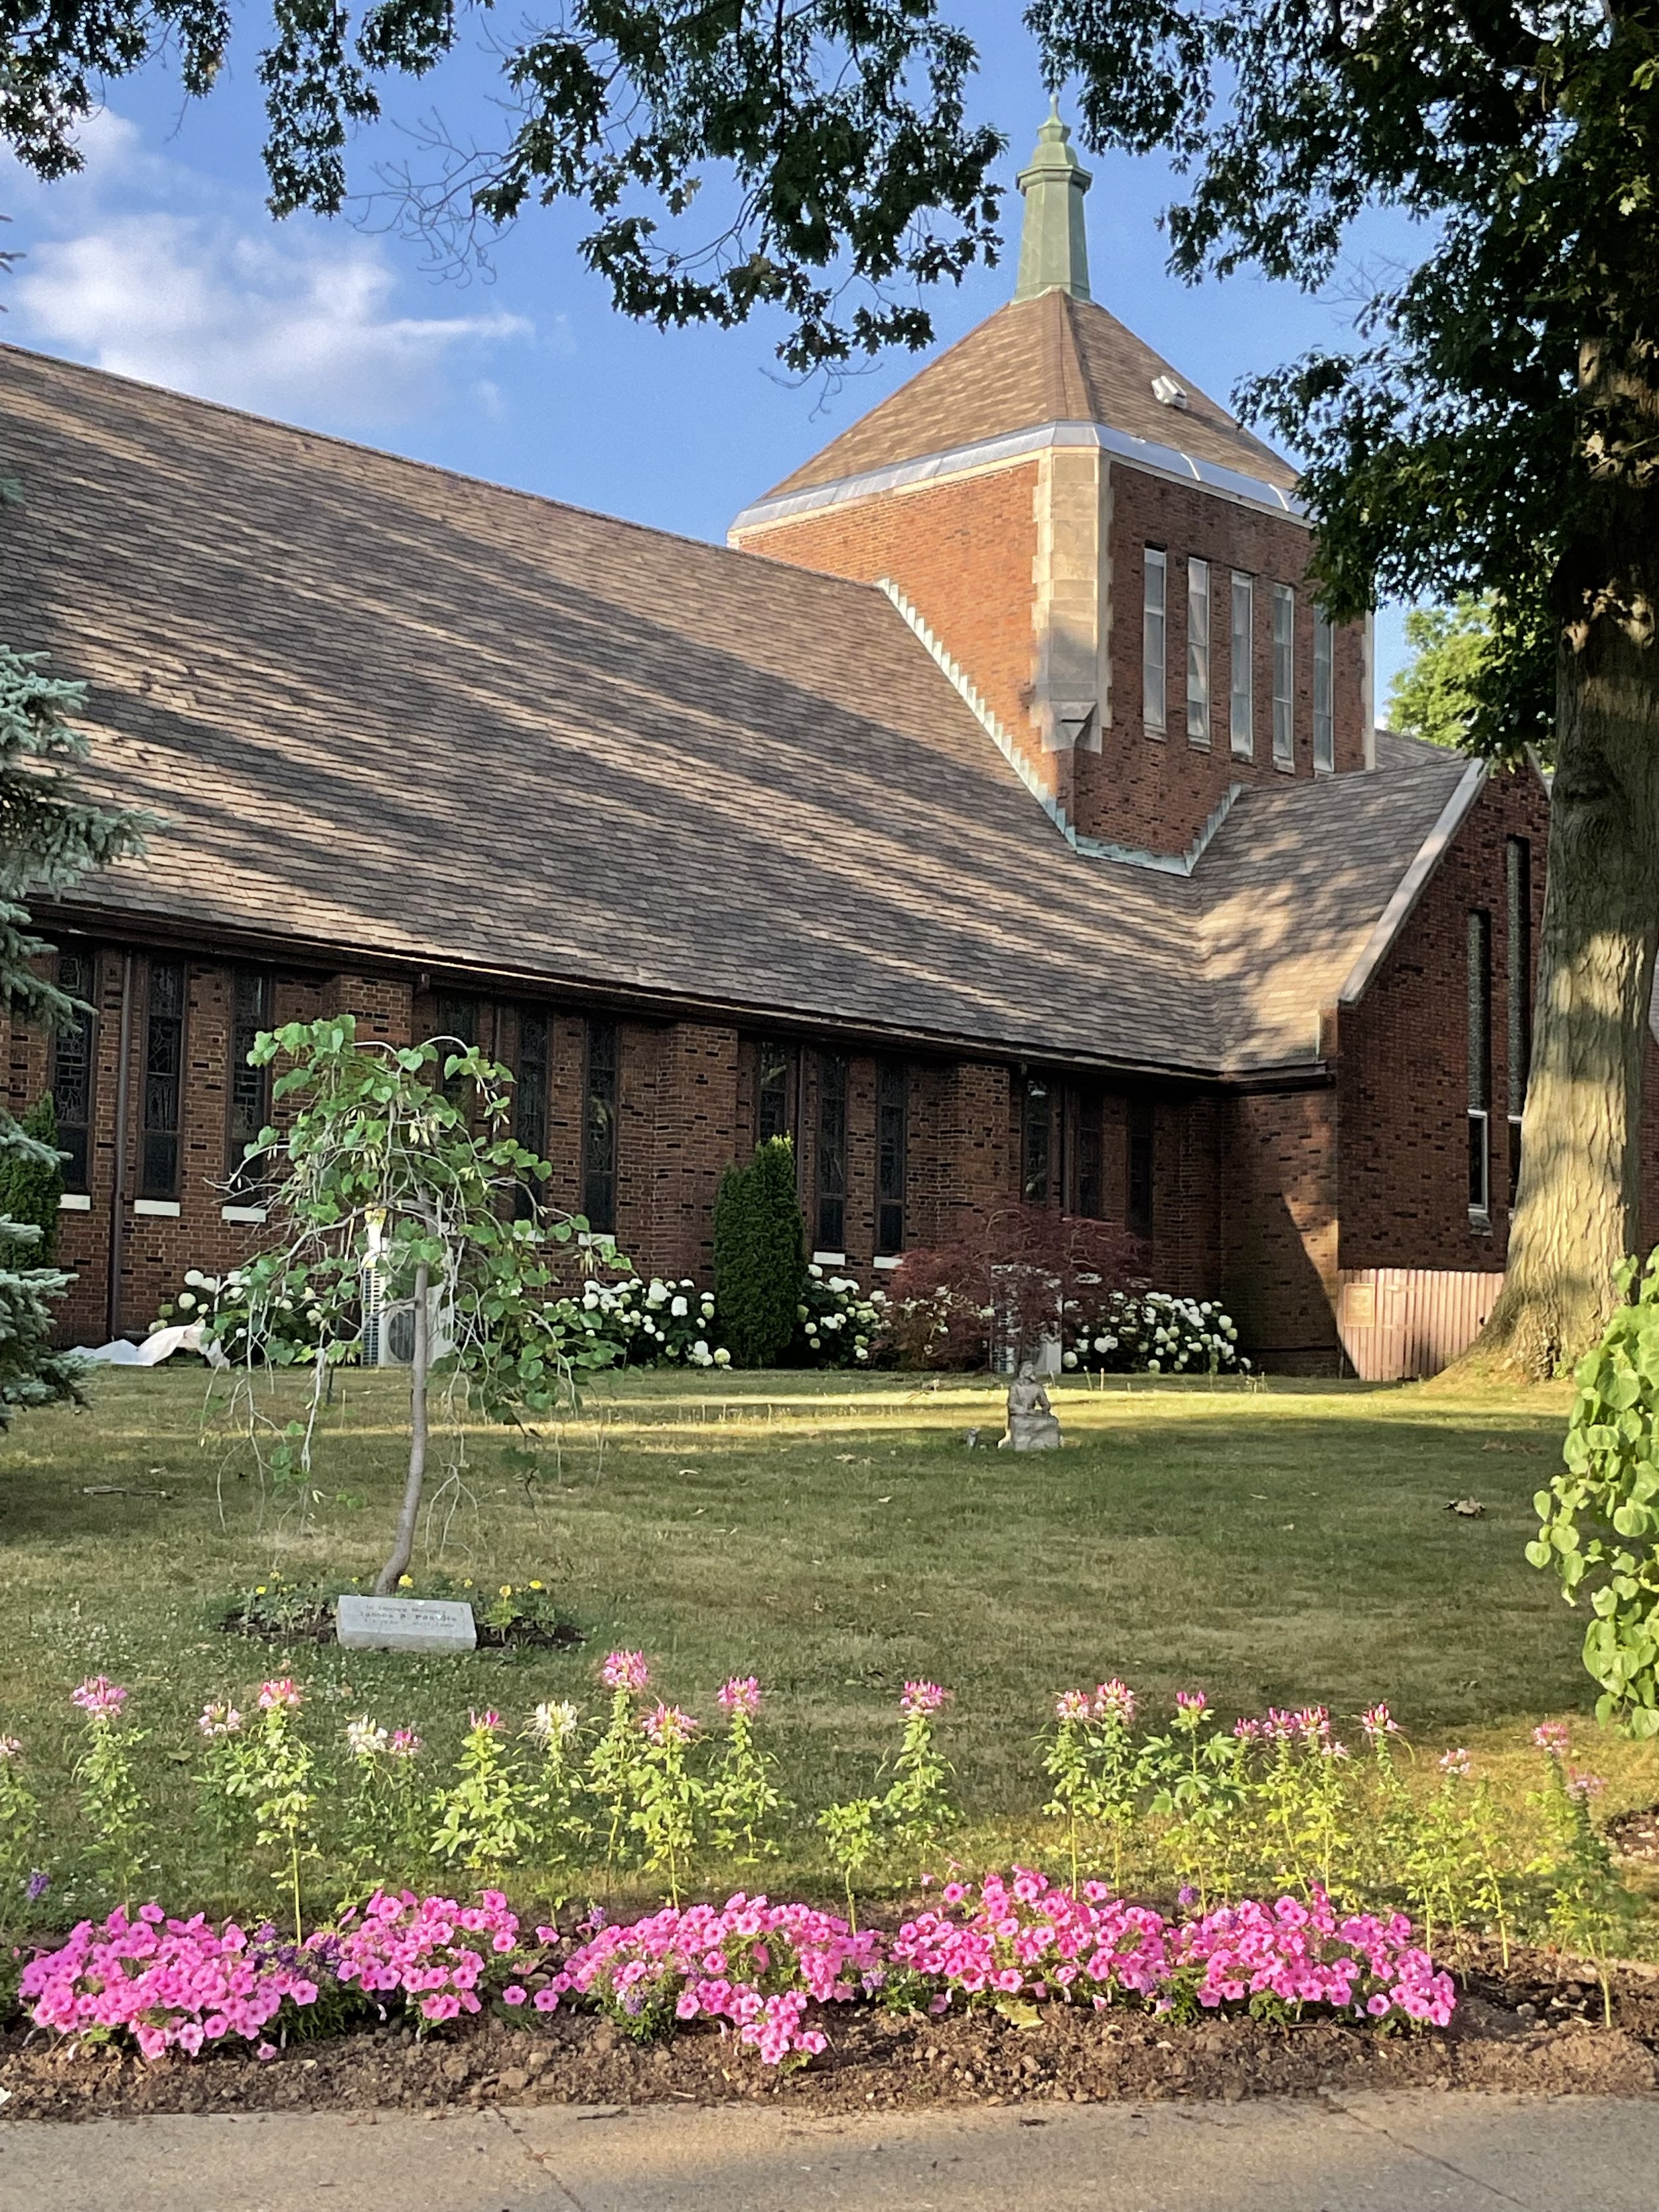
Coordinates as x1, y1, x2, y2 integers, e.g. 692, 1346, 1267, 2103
0, 1095, 62, 1266
713, 1138, 806, 1366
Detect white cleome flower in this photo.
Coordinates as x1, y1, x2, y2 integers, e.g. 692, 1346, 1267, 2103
528, 1699, 581, 1750
346, 1717, 389, 1761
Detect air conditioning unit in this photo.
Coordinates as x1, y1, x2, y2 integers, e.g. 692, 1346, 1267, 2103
359, 1238, 453, 1368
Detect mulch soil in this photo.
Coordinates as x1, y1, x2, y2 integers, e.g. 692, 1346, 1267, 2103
5, 1943, 1656, 2120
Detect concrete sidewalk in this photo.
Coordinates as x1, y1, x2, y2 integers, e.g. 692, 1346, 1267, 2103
3, 2091, 1656, 2212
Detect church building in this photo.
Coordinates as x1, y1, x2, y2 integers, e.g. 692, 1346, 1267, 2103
0, 113, 1624, 1376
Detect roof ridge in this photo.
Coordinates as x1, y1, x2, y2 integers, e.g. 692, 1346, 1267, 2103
0, 339, 900, 597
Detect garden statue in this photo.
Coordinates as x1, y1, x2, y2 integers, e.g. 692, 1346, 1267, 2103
1001, 1361, 1061, 1451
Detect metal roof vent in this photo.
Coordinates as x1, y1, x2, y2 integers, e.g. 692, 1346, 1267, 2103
1151, 374, 1189, 409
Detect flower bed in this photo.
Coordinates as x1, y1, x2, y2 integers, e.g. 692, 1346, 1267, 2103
886, 1869, 1453, 2026
19, 1876, 1453, 2069
537, 1894, 885, 2061
21, 1905, 320, 2059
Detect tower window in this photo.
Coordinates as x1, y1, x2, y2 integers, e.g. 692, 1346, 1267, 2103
1187, 558, 1211, 747
1230, 573, 1254, 758
583, 1019, 618, 1233
1143, 548, 1167, 735
52, 948, 96, 1193
1271, 584, 1295, 766
876, 1061, 907, 1255
141, 957, 186, 1199
1313, 613, 1334, 773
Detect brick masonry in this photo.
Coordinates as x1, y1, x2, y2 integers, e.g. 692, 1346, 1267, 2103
734, 455, 1366, 861
733, 462, 1044, 795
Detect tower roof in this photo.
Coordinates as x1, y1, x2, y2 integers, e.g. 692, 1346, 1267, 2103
758, 286, 1299, 502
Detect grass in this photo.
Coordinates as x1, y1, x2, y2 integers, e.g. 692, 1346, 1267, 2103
2, 1363, 1654, 1918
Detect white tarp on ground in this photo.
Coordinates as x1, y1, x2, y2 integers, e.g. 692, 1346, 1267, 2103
73, 1323, 226, 1368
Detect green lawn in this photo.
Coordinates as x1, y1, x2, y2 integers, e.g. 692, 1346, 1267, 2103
3, 1362, 1648, 1919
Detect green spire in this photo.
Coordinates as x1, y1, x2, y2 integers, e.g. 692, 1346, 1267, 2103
1014, 99, 1092, 303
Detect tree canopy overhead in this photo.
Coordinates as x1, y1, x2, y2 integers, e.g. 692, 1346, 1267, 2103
0, 0, 1005, 372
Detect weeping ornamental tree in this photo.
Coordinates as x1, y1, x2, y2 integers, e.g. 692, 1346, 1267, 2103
0, 648, 144, 1420
231, 1019, 611, 1591
1027, 0, 1659, 1375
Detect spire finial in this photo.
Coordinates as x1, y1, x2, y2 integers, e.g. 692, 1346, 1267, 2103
1015, 102, 1092, 303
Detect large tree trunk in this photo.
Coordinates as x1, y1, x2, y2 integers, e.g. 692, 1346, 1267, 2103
375, 1258, 431, 1593
1475, 598, 1659, 1378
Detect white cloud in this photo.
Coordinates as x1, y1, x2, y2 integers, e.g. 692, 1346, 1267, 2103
5, 111, 532, 428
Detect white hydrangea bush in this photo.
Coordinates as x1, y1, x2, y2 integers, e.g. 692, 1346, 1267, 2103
554, 1276, 731, 1368
793, 1266, 891, 1367
1064, 1290, 1249, 1375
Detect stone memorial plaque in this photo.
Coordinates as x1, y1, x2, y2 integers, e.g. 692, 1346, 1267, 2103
336, 1593, 476, 1654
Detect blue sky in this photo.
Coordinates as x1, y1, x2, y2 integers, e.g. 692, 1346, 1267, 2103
0, 6, 1418, 698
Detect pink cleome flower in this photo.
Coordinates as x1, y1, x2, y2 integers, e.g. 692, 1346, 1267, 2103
198, 1702, 242, 1739
1054, 1690, 1092, 1722
642, 1703, 699, 1747
0, 1735, 22, 1759
1439, 1748, 1473, 1779
71, 1676, 128, 1720
602, 1650, 651, 1695
717, 1676, 762, 1718
1533, 1721, 1571, 1755
1360, 1702, 1399, 1740
901, 1680, 948, 1719
388, 1728, 423, 1759
257, 1678, 301, 1713
1175, 1690, 1208, 1718
1093, 1679, 1137, 1725
1567, 1768, 1607, 1802
469, 1710, 504, 1734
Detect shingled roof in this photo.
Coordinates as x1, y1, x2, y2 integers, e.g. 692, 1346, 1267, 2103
1, 343, 1447, 1079
761, 289, 1299, 502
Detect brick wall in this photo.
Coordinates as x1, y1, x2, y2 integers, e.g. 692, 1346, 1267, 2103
731, 464, 1045, 786
3, 948, 408, 1344
1222, 1084, 1341, 1370
735, 457, 1368, 863
1085, 465, 1367, 855
1338, 769, 1549, 1272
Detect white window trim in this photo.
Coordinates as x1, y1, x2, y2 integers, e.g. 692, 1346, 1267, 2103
1143, 547, 1167, 736
1313, 611, 1334, 774
1468, 1108, 1491, 1225
1271, 582, 1296, 769
1230, 572, 1254, 759
222, 1203, 267, 1224
872, 1254, 902, 1272
133, 1197, 181, 1218
812, 1250, 847, 1267
58, 1192, 92, 1213
1187, 557, 1211, 749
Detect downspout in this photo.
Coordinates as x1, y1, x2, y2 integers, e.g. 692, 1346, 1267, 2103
106, 950, 135, 1341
